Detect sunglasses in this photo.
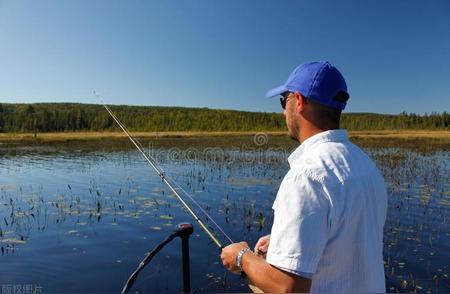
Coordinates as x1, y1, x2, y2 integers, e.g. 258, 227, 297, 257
280, 92, 293, 110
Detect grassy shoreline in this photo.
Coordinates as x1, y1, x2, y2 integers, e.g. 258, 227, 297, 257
0, 130, 449, 142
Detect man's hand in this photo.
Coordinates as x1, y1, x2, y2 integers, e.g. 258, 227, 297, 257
220, 241, 249, 274
254, 234, 270, 259
221, 238, 312, 293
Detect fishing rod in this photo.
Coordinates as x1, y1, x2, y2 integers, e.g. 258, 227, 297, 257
100, 100, 262, 294
101, 102, 233, 249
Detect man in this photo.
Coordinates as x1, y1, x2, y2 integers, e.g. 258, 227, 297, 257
221, 61, 387, 293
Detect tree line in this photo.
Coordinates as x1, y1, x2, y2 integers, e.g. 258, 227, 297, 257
0, 103, 448, 133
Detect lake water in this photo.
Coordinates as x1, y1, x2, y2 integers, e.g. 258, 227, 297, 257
0, 135, 449, 293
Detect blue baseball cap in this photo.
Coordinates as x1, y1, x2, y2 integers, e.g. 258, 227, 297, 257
266, 61, 349, 110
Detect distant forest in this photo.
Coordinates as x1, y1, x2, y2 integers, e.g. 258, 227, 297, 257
0, 103, 448, 133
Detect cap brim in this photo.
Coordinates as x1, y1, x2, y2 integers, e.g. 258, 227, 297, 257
265, 85, 287, 98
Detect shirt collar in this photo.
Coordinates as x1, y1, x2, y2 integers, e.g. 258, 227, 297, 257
288, 129, 349, 166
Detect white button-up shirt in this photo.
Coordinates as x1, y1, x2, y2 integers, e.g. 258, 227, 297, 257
267, 129, 387, 293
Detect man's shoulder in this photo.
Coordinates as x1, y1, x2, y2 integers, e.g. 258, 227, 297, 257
290, 140, 376, 184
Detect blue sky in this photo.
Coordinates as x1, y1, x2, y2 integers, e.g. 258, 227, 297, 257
0, 0, 449, 114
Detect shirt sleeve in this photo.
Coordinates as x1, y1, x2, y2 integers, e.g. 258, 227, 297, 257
267, 172, 331, 276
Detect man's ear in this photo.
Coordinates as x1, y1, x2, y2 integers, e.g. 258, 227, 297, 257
294, 92, 307, 113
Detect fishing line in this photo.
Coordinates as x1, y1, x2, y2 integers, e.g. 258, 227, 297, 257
104, 103, 232, 243
98, 98, 234, 248
165, 176, 233, 244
